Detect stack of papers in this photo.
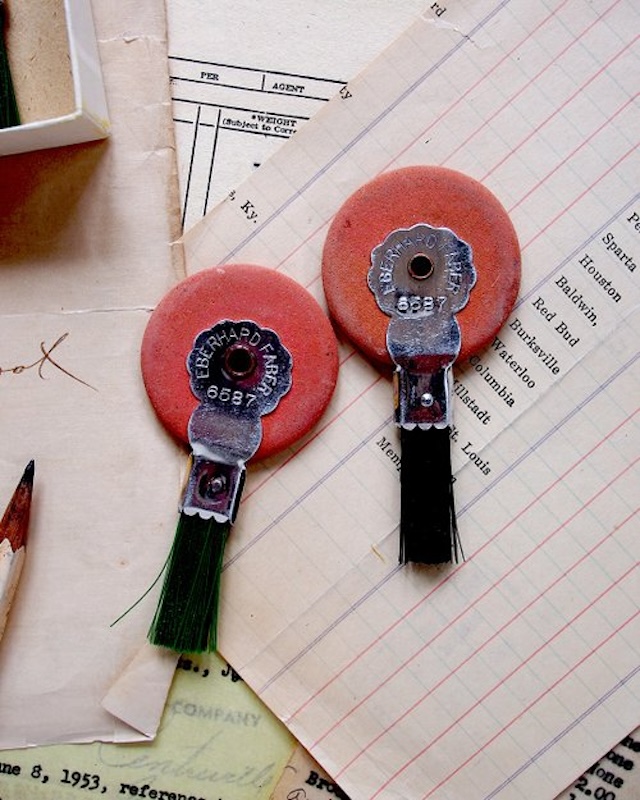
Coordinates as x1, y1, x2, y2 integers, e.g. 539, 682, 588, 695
0, 2, 637, 800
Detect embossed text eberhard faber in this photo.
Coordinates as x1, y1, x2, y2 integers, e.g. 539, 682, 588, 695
322, 166, 521, 565
140, 264, 338, 653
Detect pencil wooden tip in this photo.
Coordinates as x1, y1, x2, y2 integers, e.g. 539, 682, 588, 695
1, 461, 35, 552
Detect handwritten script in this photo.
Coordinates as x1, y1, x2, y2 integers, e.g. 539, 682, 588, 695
0, 333, 94, 390
98, 732, 278, 789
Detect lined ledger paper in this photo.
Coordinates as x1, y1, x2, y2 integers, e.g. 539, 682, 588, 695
183, 2, 639, 798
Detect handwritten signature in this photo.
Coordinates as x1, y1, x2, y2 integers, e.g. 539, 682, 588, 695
98, 732, 278, 789
0, 333, 95, 390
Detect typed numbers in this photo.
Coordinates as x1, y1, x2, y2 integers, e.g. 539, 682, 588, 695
61, 770, 107, 793
570, 778, 616, 800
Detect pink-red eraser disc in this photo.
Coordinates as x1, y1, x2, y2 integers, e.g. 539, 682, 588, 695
141, 264, 339, 460
322, 166, 521, 365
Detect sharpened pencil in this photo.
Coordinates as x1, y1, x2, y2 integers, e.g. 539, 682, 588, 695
0, 461, 34, 642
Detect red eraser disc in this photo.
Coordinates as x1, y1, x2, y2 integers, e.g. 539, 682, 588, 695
141, 264, 339, 460
322, 166, 521, 365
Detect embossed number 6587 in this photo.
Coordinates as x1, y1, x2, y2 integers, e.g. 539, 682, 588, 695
207, 385, 257, 406
396, 295, 447, 314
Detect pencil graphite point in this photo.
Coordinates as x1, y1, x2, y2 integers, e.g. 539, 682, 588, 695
1, 461, 35, 552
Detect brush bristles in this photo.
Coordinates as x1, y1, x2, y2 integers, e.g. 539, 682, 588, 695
399, 426, 461, 565
148, 513, 229, 653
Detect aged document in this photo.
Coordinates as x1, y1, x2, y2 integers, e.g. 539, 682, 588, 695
1, 2, 637, 799
0, 652, 294, 800
271, 731, 640, 800
182, 2, 639, 798
165, 0, 427, 229
0, 0, 182, 747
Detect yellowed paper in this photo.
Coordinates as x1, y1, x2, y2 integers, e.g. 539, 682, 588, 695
0, 0, 183, 747
269, 745, 345, 800
0, 652, 294, 800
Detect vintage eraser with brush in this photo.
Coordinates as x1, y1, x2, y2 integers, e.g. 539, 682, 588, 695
141, 264, 339, 652
322, 166, 520, 565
